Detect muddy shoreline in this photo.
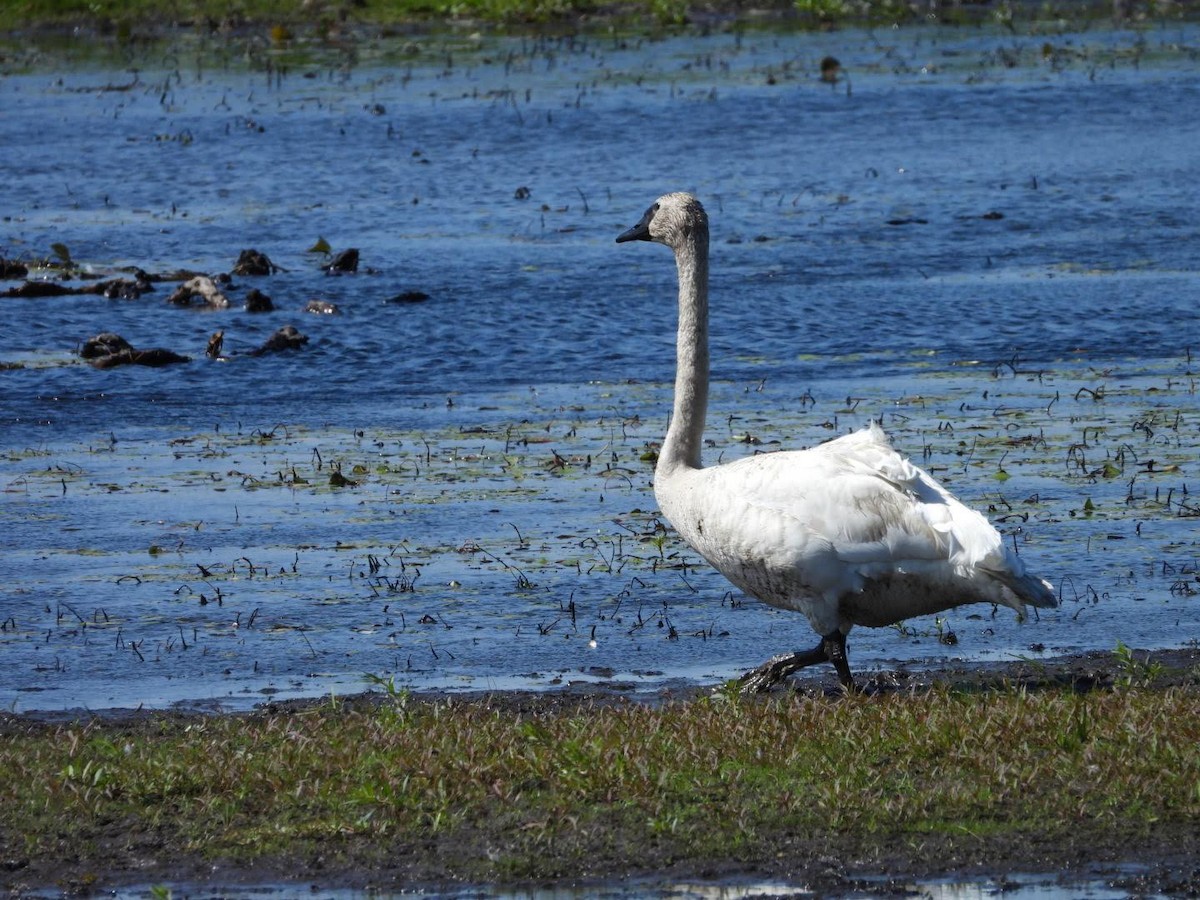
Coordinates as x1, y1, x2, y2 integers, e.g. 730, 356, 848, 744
4, 648, 1199, 897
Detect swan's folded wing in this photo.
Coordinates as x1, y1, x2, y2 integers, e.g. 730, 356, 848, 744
702, 437, 1008, 585
722, 453, 957, 560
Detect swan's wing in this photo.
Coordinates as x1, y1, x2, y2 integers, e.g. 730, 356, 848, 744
663, 424, 1054, 632
829, 427, 1055, 608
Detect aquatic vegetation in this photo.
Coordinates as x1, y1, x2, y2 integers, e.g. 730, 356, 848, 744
4, 352, 1200, 709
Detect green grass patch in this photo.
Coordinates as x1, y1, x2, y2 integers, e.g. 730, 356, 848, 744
3, 683, 1199, 885
2, 0, 721, 33
3, 0, 1183, 37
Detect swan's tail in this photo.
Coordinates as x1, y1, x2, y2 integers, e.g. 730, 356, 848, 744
1000, 570, 1058, 610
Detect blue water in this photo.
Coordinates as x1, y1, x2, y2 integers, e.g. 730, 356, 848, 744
2, 20, 1200, 712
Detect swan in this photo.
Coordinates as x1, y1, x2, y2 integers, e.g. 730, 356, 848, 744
616, 192, 1057, 692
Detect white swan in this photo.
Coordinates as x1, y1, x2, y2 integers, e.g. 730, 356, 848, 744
616, 192, 1057, 692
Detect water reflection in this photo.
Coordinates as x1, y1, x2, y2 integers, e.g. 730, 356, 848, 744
75, 873, 1168, 899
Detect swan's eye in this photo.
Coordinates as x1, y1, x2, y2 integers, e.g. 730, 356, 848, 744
651, 203, 660, 214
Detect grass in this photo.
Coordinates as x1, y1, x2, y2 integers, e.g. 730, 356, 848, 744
3, 680, 1199, 887
2, 0, 1186, 36
0, 0, 764, 34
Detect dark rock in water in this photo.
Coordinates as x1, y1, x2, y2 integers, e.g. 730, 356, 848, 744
3, 275, 151, 299
326, 248, 359, 274
386, 290, 430, 304
250, 325, 308, 356
304, 298, 339, 315
155, 269, 209, 283
1, 259, 29, 279
3, 281, 74, 298
80, 332, 188, 368
91, 348, 190, 368
93, 277, 153, 299
80, 332, 133, 359
130, 348, 189, 367
167, 276, 230, 308
244, 288, 275, 313
232, 249, 278, 276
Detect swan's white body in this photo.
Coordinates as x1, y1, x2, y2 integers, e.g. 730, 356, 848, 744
657, 420, 1054, 638
617, 192, 1056, 689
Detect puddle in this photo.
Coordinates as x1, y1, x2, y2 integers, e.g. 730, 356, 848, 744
29, 871, 1169, 899
899, 873, 1164, 900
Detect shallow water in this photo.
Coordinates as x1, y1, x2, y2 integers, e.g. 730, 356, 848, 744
26, 871, 1168, 899
2, 20, 1200, 712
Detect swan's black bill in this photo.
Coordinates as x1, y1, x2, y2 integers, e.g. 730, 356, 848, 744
616, 204, 656, 243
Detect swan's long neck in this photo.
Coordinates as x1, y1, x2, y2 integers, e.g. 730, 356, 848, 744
660, 229, 709, 475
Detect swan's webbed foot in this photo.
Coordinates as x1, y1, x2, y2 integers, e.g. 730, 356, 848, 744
737, 651, 812, 694
737, 632, 856, 694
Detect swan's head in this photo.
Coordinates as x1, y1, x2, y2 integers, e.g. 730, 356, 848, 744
616, 192, 708, 249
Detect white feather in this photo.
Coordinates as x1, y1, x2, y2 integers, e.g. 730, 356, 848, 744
659, 421, 1048, 637
618, 192, 1056, 685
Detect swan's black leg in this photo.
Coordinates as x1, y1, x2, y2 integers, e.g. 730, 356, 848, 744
822, 630, 855, 689
738, 630, 855, 694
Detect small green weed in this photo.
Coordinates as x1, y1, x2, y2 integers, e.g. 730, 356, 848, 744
1112, 640, 1164, 688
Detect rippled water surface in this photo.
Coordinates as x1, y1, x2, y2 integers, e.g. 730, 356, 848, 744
2, 20, 1199, 712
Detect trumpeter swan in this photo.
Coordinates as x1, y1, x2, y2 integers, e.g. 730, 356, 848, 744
616, 192, 1057, 692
